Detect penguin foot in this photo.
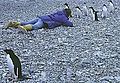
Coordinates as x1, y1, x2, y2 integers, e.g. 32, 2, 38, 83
23, 75, 32, 80
8, 76, 18, 82
8, 77, 13, 81
18, 74, 32, 81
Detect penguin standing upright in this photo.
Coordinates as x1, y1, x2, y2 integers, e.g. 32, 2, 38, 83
4, 49, 22, 80
108, 0, 114, 13
75, 6, 82, 18
89, 7, 99, 21
82, 2, 88, 16
4, 49, 32, 81
102, 4, 108, 19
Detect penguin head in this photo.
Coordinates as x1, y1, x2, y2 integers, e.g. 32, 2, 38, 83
75, 6, 82, 11
75, 6, 79, 9
4, 49, 14, 55
103, 4, 107, 7
64, 8, 72, 17
89, 7, 93, 9
109, 0, 113, 3
64, 3, 68, 6
89, 6, 95, 12
75, 6, 80, 9
64, 3, 69, 9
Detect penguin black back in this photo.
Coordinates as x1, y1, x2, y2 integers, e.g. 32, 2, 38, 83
4, 49, 22, 79
94, 11, 99, 21
89, 7, 99, 21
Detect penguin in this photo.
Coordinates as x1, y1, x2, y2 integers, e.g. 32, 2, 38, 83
4, 49, 31, 81
102, 4, 108, 19
64, 3, 70, 9
75, 6, 82, 18
82, 2, 88, 16
89, 7, 99, 21
4, 49, 22, 80
108, 0, 114, 13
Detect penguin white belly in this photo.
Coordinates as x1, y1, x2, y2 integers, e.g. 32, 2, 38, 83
6, 55, 17, 78
83, 6, 88, 16
102, 7, 107, 18
109, 3, 114, 12
65, 5, 69, 9
90, 9, 95, 20
92, 12, 95, 21
6, 55, 14, 73
75, 9, 82, 18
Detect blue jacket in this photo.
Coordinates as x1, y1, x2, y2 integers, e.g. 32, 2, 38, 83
39, 10, 73, 29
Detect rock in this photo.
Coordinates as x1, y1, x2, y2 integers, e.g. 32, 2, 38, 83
110, 53, 118, 58
115, 77, 120, 82
86, 80, 96, 83
58, 38, 62, 43
93, 51, 109, 59
71, 57, 79, 62
2, 73, 7, 78
41, 71, 46, 81
67, 68, 73, 81
80, 58, 91, 68
75, 71, 82, 76
101, 80, 110, 83
100, 76, 114, 83
0, 66, 2, 69
0, 25, 4, 27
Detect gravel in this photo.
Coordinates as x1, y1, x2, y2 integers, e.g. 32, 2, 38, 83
0, 0, 120, 83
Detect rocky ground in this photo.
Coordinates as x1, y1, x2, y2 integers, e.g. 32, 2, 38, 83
0, 0, 120, 83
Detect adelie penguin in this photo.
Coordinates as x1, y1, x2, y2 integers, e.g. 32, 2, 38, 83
102, 4, 108, 19
75, 6, 82, 18
4, 49, 31, 81
89, 7, 99, 21
108, 0, 114, 13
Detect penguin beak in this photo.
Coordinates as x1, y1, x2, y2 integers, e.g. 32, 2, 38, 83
3, 49, 7, 52
3, 50, 8, 54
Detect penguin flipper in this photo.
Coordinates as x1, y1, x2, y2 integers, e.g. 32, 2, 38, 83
14, 66, 18, 79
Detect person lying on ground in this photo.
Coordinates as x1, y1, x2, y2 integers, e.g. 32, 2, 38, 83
6, 8, 73, 31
